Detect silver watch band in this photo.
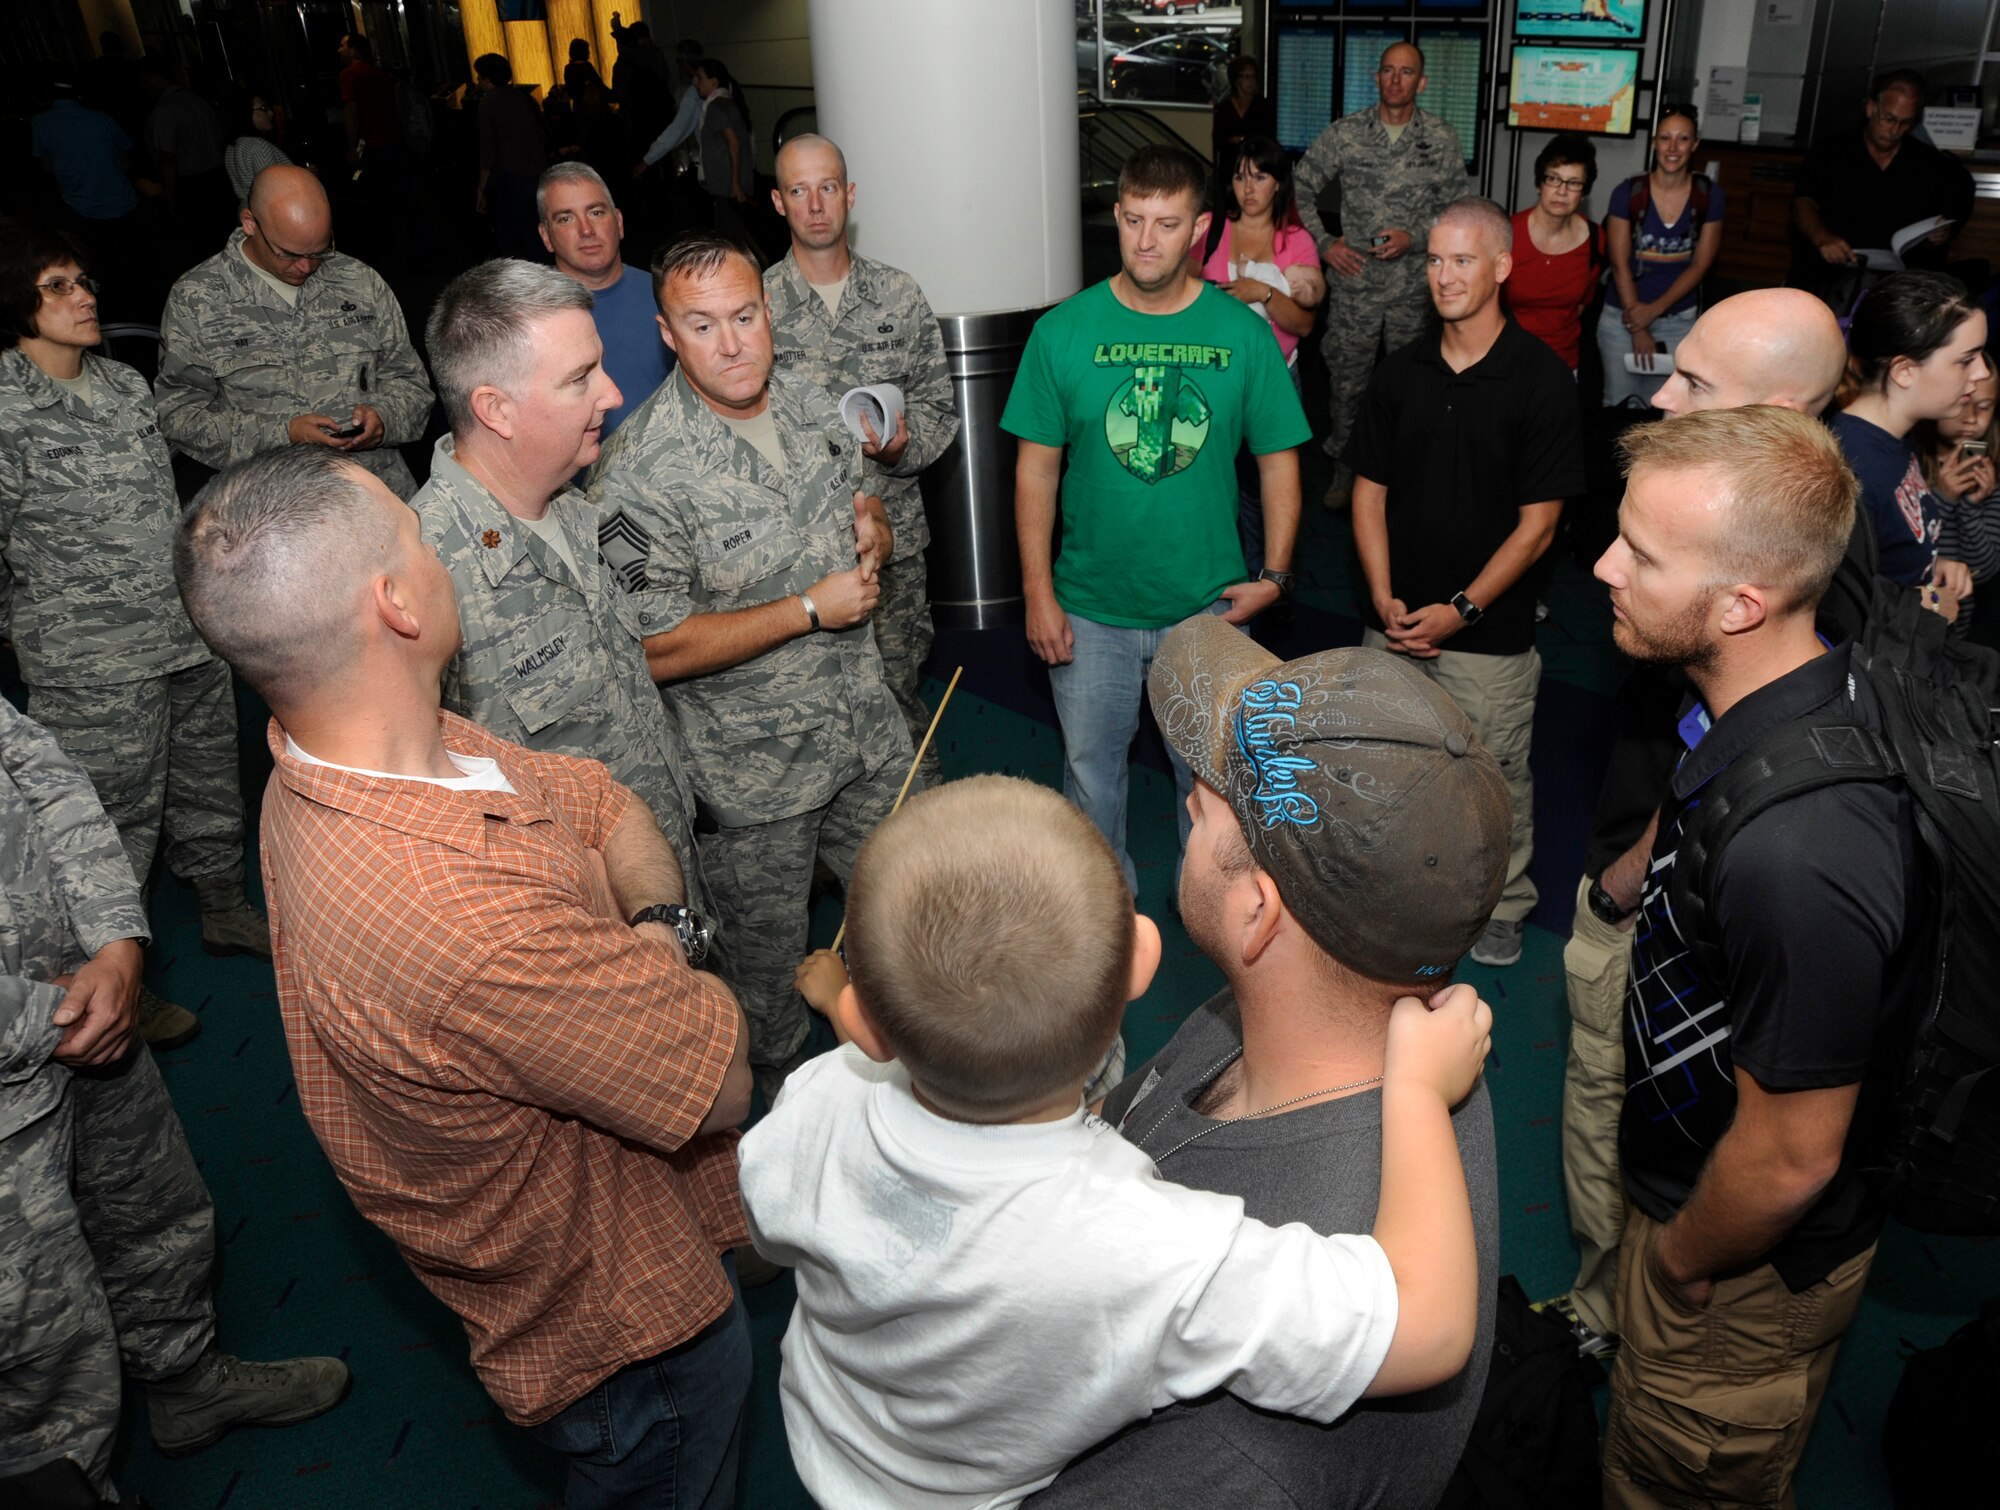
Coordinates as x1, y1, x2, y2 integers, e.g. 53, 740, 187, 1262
799, 591, 820, 631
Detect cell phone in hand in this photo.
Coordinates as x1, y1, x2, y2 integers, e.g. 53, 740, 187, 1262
1370, 234, 1392, 248
323, 421, 365, 439
1962, 440, 1989, 458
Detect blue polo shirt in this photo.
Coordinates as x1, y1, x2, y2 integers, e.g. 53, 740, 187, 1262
590, 263, 675, 437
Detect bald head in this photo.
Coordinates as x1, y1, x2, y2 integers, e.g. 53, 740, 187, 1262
241, 166, 333, 286
774, 133, 848, 185
1653, 289, 1847, 418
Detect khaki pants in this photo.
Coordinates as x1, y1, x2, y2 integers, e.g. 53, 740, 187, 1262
1362, 633, 1539, 922
1562, 872, 1632, 1336
1603, 1206, 1874, 1510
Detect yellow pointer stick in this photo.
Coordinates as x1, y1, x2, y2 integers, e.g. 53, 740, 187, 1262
829, 664, 963, 954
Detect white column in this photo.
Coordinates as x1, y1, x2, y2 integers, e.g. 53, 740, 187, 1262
805, 0, 1082, 318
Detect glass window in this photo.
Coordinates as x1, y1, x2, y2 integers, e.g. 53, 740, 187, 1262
1078, 1, 1244, 110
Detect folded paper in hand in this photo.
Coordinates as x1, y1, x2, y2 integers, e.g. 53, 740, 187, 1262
839, 384, 904, 447
1850, 217, 1955, 271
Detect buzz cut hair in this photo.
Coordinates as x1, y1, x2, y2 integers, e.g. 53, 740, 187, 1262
1116, 144, 1207, 213
175, 449, 398, 703
844, 776, 1136, 1119
537, 161, 617, 224
1617, 405, 1859, 613
425, 258, 594, 434
1434, 195, 1512, 253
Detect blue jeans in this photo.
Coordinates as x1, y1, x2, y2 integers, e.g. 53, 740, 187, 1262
1048, 608, 1220, 895
526, 1258, 752, 1510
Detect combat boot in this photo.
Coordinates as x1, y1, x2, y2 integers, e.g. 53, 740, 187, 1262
192, 872, 272, 960
147, 1347, 351, 1456
139, 983, 201, 1050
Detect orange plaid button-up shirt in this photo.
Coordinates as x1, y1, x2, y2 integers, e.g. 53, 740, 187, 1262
260, 712, 747, 1425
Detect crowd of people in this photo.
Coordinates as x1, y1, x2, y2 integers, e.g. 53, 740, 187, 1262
1, 24, 1991, 1510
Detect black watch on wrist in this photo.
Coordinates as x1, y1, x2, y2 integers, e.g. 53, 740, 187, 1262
1257, 567, 1296, 604
1451, 591, 1484, 626
1586, 879, 1635, 925
628, 903, 712, 968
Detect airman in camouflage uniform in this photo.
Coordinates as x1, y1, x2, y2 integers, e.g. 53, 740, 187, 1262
0, 697, 347, 1496
415, 259, 712, 933
155, 167, 434, 500
1295, 42, 1467, 501
0, 245, 267, 1051
765, 134, 960, 787
417, 436, 712, 919
592, 242, 911, 1080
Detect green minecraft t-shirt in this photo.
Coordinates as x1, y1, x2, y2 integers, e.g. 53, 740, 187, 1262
1001, 280, 1311, 629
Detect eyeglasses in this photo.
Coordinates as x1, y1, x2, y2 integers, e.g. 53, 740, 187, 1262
1541, 173, 1588, 192
250, 214, 335, 265
35, 274, 101, 299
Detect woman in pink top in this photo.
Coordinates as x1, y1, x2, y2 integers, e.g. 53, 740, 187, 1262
1196, 136, 1323, 575
1198, 136, 1324, 373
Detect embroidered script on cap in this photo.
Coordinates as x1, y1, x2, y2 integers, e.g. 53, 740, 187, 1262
1234, 678, 1319, 828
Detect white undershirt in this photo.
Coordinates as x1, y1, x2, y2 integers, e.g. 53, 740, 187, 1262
284, 734, 518, 793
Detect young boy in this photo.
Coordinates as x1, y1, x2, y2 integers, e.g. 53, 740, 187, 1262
741, 774, 1493, 1509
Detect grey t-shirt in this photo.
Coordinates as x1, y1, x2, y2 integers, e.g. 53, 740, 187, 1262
1027, 990, 1500, 1510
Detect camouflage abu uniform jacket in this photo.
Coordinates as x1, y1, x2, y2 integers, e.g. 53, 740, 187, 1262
589, 369, 910, 829
0, 698, 149, 1142
414, 436, 708, 912
155, 231, 435, 497
0, 348, 211, 688
1294, 107, 1468, 291
764, 251, 959, 561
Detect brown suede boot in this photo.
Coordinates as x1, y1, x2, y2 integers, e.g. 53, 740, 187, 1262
193, 873, 272, 960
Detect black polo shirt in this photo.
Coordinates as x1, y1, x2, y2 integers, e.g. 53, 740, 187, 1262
1791, 128, 1974, 279
1620, 643, 1925, 1291
1344, 318, 1585, 656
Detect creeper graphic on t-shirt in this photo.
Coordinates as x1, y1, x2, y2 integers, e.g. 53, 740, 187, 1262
1110, 365, 1212, 484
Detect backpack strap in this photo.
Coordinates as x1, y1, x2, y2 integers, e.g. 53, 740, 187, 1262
1669, 716, 1899, 985
1625, 172, 1712, 232
1625, 173, 1649, 225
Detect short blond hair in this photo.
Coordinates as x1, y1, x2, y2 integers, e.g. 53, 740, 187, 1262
844, 776, 1134, 1118
1617, 405, 1858, 612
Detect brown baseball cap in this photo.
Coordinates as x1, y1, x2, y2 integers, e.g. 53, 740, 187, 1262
1149, 615, 1511, 983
